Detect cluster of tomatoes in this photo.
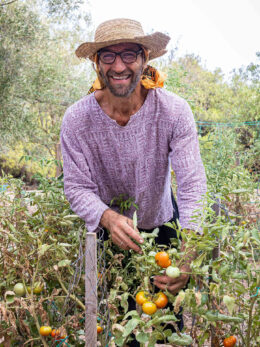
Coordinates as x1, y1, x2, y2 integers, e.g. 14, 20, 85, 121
13, 282, 44, 296
135, 290, 168, 315
39, 326, 66, 341
155, 251, 181, 278
135, 251, 181, 315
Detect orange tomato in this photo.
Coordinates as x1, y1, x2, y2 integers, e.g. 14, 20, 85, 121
51, 329, 60, 338
135, 291, 150, 306
97, 325, 103, 334
39, 326, 52, 336
155, 251, 171, 268
223, 336, 237, 347
142, 301, 157, 315
153, 292, 168, 308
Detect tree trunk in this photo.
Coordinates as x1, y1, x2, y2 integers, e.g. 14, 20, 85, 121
55, 142, 62, 177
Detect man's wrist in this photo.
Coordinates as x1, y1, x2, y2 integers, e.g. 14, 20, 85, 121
100, 208, 114, 228
100, 208, 116, 229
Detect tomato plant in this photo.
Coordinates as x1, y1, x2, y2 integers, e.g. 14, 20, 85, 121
0, 134, 259, 347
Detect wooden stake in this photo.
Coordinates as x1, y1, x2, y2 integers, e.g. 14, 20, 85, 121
85, 232, 97, 347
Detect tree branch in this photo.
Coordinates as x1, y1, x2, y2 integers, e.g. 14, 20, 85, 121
0, 0, 18, 6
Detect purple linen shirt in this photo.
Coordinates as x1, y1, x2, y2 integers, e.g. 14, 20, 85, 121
60, 88, 207, 233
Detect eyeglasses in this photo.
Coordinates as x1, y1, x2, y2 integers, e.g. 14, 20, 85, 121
97, 49, 143, 64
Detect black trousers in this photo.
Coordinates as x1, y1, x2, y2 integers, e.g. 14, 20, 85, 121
102, 193, 183, 346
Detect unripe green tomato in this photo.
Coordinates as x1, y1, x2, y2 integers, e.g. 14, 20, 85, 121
33, 285, 44, 294
14, 283, 25, 296
243, 231, 250, 244
147, 257, 156, 265
168, 248, 178, 256
166, 266, 180, 278
121, 283, 128, 291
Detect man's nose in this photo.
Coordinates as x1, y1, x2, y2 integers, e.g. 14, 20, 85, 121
111, 55, 127, 73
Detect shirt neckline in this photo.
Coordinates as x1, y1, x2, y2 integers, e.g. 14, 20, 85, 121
92, 89, 152, 128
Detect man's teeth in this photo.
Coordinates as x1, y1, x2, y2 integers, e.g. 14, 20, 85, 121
112, 75, 129, 80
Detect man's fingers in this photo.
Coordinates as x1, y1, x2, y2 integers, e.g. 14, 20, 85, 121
153, 279, 184, 294
124, 219, 144, 244
154, 274, 189, 295
154, 275, 177, 284
167, 283, 183, 295
113, 233, 142, 254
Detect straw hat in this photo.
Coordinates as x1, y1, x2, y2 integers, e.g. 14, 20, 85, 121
75, 18, 170, 61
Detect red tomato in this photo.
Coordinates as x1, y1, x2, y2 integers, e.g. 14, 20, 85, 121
97, 325, 103, 334
223, 336, 237, 347
51, 329, 60, 338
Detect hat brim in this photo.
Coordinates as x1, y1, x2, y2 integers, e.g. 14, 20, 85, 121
75, 31, 170, 61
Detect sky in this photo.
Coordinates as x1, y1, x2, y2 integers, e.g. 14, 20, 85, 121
87, 0, 260, 78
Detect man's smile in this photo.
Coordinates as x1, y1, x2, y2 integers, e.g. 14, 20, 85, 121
109, 74, 132, 83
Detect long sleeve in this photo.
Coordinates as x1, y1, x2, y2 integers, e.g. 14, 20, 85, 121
60, 113, 109, 233
169, 100, 207, 231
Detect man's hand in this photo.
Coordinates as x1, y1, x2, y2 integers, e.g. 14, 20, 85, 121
153, 264, 190, 294
154, 237, 196, 295
100, 209, 144, 254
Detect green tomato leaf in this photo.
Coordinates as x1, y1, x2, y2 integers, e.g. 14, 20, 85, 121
205, 311, 243, 322
38, 244, 52, 256
5, 291, 15, 304
168, 333, 193, 345
121, 292, 129, 314
136, 332, 149, 343
58, 259, 71, 267
223, 295, 236, 314
191, 252, 207, 268
122, 318, 140, 337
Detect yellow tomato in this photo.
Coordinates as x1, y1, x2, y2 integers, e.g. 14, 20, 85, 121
39, 326, 52, 336
135, 291, 150, 306
142, 301, 157, 315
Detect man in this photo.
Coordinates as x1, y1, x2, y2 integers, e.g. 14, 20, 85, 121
60, 18, 207, 345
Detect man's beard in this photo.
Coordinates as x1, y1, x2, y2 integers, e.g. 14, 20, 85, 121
98, 65, 144, 97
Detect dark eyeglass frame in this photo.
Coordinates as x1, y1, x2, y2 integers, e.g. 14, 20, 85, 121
97, 48, 143, 64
